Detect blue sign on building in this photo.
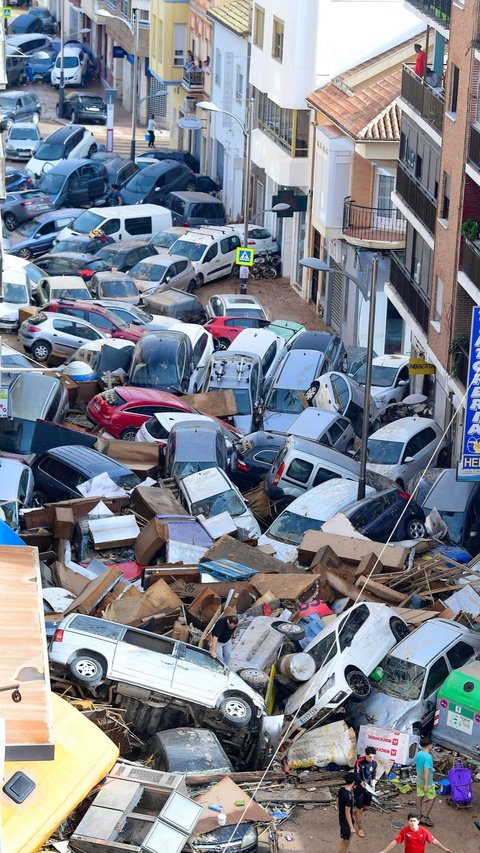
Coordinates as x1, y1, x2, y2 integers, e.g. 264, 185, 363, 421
459, 306, 480, 480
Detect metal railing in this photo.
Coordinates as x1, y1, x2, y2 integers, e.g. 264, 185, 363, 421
182, 69, 205, 92
390, 251, 431, 334
395, 162, 437, 235
404, 0, 451, 27
401, 65, 444, 134
342, 197, 406, 243
461, 236, 480, 290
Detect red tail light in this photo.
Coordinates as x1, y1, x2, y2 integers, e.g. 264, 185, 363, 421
26, 325, 40, 332
182, 220, 190, 227
272, 460, 285, 485
53, 628, 64, 644
78, 268, 94, 277
399, 492, 411, 500
20, 201, 35, 207
236, 459, 249, 471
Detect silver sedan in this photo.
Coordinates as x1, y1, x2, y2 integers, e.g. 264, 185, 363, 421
19, 311, 106, 362
129, 254, 197, 294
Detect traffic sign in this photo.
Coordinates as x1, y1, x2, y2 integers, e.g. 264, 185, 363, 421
2, 7, 12, 17
236, 247, 254, 266
0, 387, 9, 418
408, 356, 436, 375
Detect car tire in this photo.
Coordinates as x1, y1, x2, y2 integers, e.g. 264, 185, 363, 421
185, 180, 197, 192
17, 247, 32, 259
88, 144, 97, 157
217, 338, 230, 351
69, 654, 106, 686
55, 103, 60, 117
4, 213, 17, 231
239, 668, 269, 692
187, 279, 196, 293
389, 617, 409, 642
341, 353, 348, 373
31, 340, 51, 362
31, 112, 40, 124
272, 621, 305, 641
71, 110, 77, 123
195, 273, 204, 288
120, 428, 138, 441
406, 517, 426, 539
218, 695, 253, 728
345, 668, 371, 700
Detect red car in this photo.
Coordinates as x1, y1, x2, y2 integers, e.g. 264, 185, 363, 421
86, 387, 193, 440
44, 300, 146, 343
204, 315, 269, 350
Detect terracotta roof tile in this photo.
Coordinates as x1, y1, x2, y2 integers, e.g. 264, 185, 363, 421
208, 0, 251, 34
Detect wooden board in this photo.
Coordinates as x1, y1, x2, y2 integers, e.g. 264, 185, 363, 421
204, 535, 296, 574
251, 573, 325, 601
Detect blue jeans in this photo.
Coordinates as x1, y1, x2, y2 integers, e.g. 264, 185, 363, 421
217, 639, 232, 667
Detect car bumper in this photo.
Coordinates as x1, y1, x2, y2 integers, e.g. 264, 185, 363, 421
77, 111, 107, 123
0, 319, 19, 333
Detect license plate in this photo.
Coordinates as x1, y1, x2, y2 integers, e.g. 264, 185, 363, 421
298, 704, 319, 725
447, 709, 473, 735
86, 107, 100, 112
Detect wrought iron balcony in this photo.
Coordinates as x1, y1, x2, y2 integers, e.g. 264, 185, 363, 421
342, 198, 406, 246
468, 124, 480, 172
400, 66, 444, 134
182, 69, 205, 93
461, 236, 480, 290
389, 251, 430, 334
403, 0, 450, 29
395, 162, 437, 235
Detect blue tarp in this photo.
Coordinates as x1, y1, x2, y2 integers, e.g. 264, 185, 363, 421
0, 521, 25, 546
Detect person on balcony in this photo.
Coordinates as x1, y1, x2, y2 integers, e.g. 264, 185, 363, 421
414, 43, 426, 78
425, 67, 439, 88
184, 51, 195, 71
204, 55, 211, 74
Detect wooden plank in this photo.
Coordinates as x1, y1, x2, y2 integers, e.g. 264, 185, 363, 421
324, 570, 379, 602
355, 575, 404, 603
254, 788, 332, 804
251, 573, 325, 602
203, 535, 291, 574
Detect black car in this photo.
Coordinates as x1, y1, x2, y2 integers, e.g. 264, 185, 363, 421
119, 160, 197, 205
51, 234, 115, 255
343, 488, 426, 542
58, 94, 107, 125
136, 149, 200, 172
288, 331, 348, 373
8, 13, 45, 34
9, 208, 83, 259
129, 331, 194, 393
230, 430, 286, 490
34, 253, 109, 280
93, 239, 157, 272
195, 174, 222, 194
31, 445, 140, 503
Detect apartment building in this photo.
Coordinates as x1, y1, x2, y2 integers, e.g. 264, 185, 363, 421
149, 0, 190, 146
249, 0, 422, 286
387, 0, 480, 451
306, 38, 420, 354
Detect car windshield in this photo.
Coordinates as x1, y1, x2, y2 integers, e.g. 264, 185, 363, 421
72, 211, 104, 234
111, 471, 141, 489
24, 261, 44, 285
424, 506, 464, 543
377, 655, 426, 700
52, 286, 90, 300
367, 439, 403, 464
125, 171, 156, 194
151, 231, 180, 248
130, 358, 179, 388
35, 142, 64, 161
131, 261, 167, 282
171, 239, 205, 261
308, 632, 338, 671
9, 127, 38, 140
354, 364, 398, 388
53, 239, 87, 253
37, 172, 64, 194
100, 279, 137, 298
209, 386, 251, 415
58, 56, 79, 68
266, 388, 304, 414
4, 282, 28, 304
267, 511, 324, 545
190, 487, 245, 518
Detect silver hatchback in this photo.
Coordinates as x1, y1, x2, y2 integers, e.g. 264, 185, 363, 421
5, 121, 41, 160
129, 254, 197, 294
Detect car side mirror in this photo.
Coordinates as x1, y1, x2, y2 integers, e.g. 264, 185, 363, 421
397, 379, 407, 386
404, 456, 414, 463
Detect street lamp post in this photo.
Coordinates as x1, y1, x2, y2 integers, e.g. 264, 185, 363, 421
58, 0, 65, 119
97, 8, 139, 160
300, 254, 379, 501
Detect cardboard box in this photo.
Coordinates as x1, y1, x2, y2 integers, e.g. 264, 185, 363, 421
53, 507, 75, 540
95, 439, 161, 477
134, 516, 168, 565
300, 531, 408, 570
132, 485, 186, 520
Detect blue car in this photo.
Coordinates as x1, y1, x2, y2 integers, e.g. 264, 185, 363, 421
26, 48, 57, 83
9, 208, 82, 259
6, 167, 32, 191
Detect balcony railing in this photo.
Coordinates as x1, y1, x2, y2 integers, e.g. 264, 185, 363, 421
390, 252, 430, 334
342, 198, 406, 244
395, 162, 437, 235
461, 236, 480, 290
401, 65, 444, 134
404, 0, 451, 28
468, 124, 480, 172
182, 69, 205, 92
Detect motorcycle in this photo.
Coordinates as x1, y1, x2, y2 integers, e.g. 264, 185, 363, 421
251, 250, 282, 279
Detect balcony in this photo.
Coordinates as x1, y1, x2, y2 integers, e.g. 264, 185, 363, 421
390, 252, 430, 334
461, 236, 480, 290
395, 162, 437, 235
182, 69, 205, 93
342, 198, 406, 248
468, 124, 480, 172
404, 0, 450, 29
400, 65, 444, 134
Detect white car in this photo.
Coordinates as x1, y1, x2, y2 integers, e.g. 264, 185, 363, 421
26, 125, 96, 181
49, 613, 266, 728
285, 602, 409, 726
62, 338, 135, 381
0, 457, 34, 530
179, 466, 261, 541
205, 294, 269, 321
258, 479, 374, 562
136, 411, 219, 446
352, 354, 410, 409
359, 416, 447, 489
36, 275, 92, 307
231, 224, 278, 256
0, 277, 31, 332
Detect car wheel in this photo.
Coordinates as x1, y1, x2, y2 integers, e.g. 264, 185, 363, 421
217, 337, 230, 351
55, 103, 60, 117
69, 654, 106, 686
406, 517, 426, 539
17, 247, 32, 259
5, 119, 13, 130
187, 279, 196, 293
272, 621, 305, 641
185, 180, 197, 191
304, 381, 319, 404
71, 110, 77, 123
341, 352, 348, 373
218, 695, 253, 728
88, 144, 97, 157
31, 112, 40, 124
239, 668, 269, 692
30, 340, 51, 362
195, 273, 204, 288
120, 428, 138, 441
4, 212, 17, 231
389, 617, 409, 642
345, 668, 371, 700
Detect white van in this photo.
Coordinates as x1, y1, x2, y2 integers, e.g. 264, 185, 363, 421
51, 46, 88, 87
168, 226, 240, 287
228, 328, 286, 387
56, 204, 172, 243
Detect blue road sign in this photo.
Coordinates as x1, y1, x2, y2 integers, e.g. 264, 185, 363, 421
236, 247, 254, 266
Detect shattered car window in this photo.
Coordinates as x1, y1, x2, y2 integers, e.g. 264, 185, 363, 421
70, 614, 124, 639
377, 655, 426, 700
366, 439, 403, 464
190, 488, 245, 519
267, 511, 324, 545
308, 633, 338, 671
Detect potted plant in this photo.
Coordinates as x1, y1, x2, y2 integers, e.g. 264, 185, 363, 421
461, 218, 480, 242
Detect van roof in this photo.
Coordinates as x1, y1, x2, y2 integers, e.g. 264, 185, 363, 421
385, 619, 473, 665
86, 204, 171, 217
286, 435, 360, 472
286, 479, 374, 519
369, 416, 436, 443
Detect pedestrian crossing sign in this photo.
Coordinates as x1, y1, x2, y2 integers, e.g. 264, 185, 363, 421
2, 7, 12, 16
236, 247, 254, 266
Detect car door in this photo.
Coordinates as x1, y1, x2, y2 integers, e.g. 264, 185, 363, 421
327, 418, 352, 453
111, 630, 178, 692
336, 603, 372, 671
171, 643, 227, 705
31, 220, 57, 254
419, 655, 450, 726
67, 166, 89, 207
400, 428, 438, 482
394, 365, 410, 400
169, 259, 190, 291
50, 317, 82, 355
203, 242, 221, 281
35, 456, 82, 501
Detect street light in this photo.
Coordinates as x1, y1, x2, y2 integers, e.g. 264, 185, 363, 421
300, 254, 379, 501
97, 8, 139, 160
251, 202, 290, 223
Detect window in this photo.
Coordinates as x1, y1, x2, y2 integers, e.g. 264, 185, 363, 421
424, 656, 449, 697
193, 333, 207, 366
102, 218, 120, 235
256, 90, 309, 157
120, 0, 128, 16
272, 17, 284, 62
415, 154, 422, 180
338, 604, 369, 651
328, 422, 344, 444
53, 318, 77, 335
254, 449, 278, 464
204, 244, 218, 262
173, 23, 186, 66
253, 5, 264, 47
446, 641, 475, 670
215, 48, 221, 85
441, 172, 451, 221
449, 64, 459, 115
312, 468, 340, 488
235, 64, 243, 101
125, 216, 152, 236
138, 9, 149, 26
433, 277, 443, 326
285, 458, 313, 483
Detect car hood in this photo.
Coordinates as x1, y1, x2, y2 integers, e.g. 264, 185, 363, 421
262, 411, 297, 432
365, 462, 396, 479
351, 690, 416, 731
119, 188, 142, 204
0, 302, 22, 320
233, 510, 261, 542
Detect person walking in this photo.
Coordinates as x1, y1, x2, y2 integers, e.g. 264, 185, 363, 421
416, 738, 436, 826
353, 745, 377, 838
147, 114, 156, 148
210, 613, 238, 667
378, 812, 453, 853
337, 771, 356, 853
110, 184, 123, 206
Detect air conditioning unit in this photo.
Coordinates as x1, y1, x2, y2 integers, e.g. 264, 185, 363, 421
183, 97, 196, 114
